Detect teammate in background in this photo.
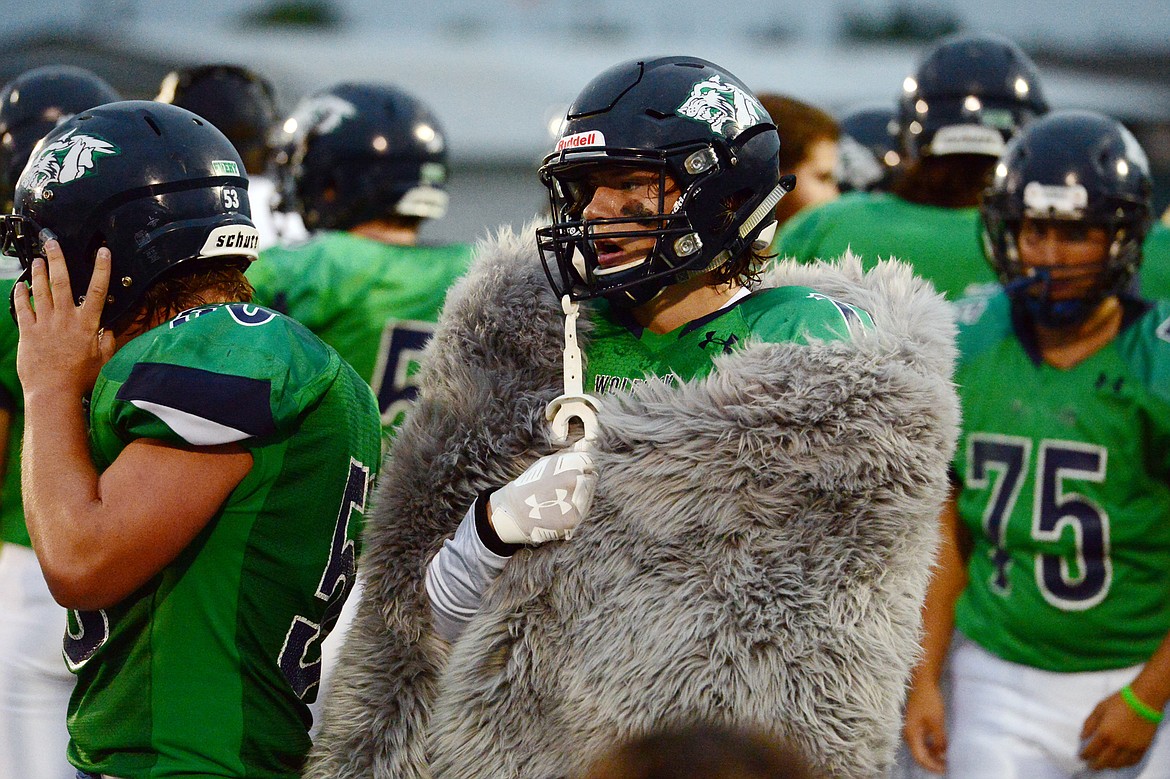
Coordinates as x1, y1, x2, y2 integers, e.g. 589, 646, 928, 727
247, 81, 471, 735
775, 33, 1049, 300
4, 100, 381, 778
903, 111, 1170, 777
756, 93, 840, 228
156, 63, 306, 248
249, 81, 472, 443
0, 64, 119, 779
305, 54, 958, 779
835, 105, 900, 194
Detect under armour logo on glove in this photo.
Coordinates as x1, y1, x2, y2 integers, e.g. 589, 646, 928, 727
489, 445, 597, 545
525, 490, 573, 520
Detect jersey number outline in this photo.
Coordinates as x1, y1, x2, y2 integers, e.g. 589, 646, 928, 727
369, 319, 437, 428
278, 457, 370, 698
63, 608, 110, 671
967, 433, 1112, 611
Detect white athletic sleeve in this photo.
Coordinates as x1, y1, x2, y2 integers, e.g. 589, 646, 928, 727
425, 499, 514, 643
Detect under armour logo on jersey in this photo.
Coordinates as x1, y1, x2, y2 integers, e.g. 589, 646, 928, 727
699, 331, 740, 354
1094, 373, 1125, 394
525, 489, 573, 520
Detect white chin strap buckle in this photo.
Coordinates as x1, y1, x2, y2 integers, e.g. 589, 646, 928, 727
546, 295, 599, 445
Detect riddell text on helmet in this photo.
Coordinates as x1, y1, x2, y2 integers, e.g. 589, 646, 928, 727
555, 131, 606, 152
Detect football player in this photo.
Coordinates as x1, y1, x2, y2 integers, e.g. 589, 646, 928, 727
301, 55, 962, 779
903, 110, 1170, 777
775, 33, 1049, 300
247, 80, 472, 734
423, 56, 872, 643
3, 100, 382, 779
155, 63, 303, 248
250, 81, 472, 444
0, 64, 119, 779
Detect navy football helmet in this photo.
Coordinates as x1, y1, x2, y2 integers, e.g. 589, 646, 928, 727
271, 82, 448, 231
155, 63, 278, 174
897, 33, 1048, 163
0, 65, 121, 211
981, 110, 1152, 327
536, 56, 789, 307
836, 105, 900, 193
1, 101, 258, 326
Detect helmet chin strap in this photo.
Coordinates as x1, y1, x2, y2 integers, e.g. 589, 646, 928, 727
545, 295, 599, 447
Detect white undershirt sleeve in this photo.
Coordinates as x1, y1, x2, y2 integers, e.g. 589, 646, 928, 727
425, 500, 512, 643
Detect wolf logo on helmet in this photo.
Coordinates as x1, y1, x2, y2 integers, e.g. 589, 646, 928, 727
295, 94, 359, 137
676, 75, 768, 138
19, 129, 119, 192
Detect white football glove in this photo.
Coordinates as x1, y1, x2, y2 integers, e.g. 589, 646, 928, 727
489, 445, 597, 545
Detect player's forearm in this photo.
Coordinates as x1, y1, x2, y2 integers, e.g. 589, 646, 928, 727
21, 390, 107, 603
1129, 630, 1170, 713
912, 493, 968, 687
425, 495, 517, 642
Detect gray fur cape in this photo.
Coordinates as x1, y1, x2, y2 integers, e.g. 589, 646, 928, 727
306, 225, 959, 779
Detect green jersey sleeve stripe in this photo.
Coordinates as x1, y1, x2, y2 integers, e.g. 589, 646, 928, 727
128, 399, 253, 445
117, 362, 277, 438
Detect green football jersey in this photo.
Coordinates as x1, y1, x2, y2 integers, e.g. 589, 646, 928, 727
952, 292, 1170, 672
585, 286, 873, 392
0, 269, 26, 547
773, 191, 997, 301
1139, 222, 1170, 301
248, 232, 472, 438
69, 303, 382, 778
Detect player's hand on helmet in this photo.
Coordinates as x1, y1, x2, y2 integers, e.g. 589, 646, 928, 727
1079, 688, 1161, 770
13, 237, 116, 399
903, 676, 948, 774
488, 442, 596, 545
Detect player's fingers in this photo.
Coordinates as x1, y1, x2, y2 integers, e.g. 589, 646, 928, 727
1079, 732, 1103, 764
82, 247, 111, 327
1080, 706, 1102, 740
97, 326, 116, 364
905, 725, 945, 774
925, 722, 948, 772
1090, 744, 1123, 771
43, 234, 73, 309
28, 256, 51, 313
11, 279, 33, 327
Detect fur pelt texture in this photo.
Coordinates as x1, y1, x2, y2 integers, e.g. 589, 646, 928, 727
306, 224, 959, 779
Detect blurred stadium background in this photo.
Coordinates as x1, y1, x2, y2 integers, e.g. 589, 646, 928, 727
3, 0, 1169, 245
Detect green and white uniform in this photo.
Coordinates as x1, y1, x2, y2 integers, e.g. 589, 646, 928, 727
248, 232, 472, 440
69, 303, 382, 779
425, 285, 873, 642
942, 292, 1170, 776
773, 191, 996, 301
585, 285, 874, 391
952, 292, 1170, 672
